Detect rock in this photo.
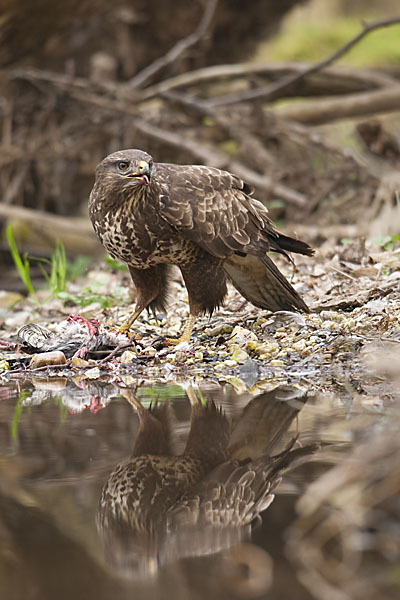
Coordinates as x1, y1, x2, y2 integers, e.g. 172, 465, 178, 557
120, 350, 137, 364
29, 351, 67, 369
227, 326, 257, 347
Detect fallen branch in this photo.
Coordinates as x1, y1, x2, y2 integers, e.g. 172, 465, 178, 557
0, 204, 98, 254
206, 16, 400, 107
275, 85, 400, 124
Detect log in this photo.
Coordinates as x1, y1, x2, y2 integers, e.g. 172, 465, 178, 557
0, 204, 98, 255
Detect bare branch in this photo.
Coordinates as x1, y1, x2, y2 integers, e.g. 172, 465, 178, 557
127, 0, 219, 90
156, 91, 306, 205
139, 61, 397, 102
206, 16, 400, 107
10, 70, 307, 206
275, 85, 400, 125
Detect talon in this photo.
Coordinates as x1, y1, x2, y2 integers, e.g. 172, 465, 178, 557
164, 337, 180, 346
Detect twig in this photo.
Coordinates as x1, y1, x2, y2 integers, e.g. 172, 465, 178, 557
127, 0, 219, 90
97, 342, 135, 365
206, 16, 400, 107
2, 164, 30, 205
329, 266, 357, 281
7, 361, 72, 374
11, 67, 119, 97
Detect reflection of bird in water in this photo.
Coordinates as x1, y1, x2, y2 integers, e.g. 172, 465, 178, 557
97, 386, 316, 578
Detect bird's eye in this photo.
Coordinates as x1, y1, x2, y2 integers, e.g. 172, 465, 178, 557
117, 161, 130, 171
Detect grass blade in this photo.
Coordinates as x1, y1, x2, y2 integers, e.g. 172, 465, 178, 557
6, 225, 35, 295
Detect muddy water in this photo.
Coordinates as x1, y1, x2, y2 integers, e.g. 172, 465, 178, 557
0, 377, 398, 600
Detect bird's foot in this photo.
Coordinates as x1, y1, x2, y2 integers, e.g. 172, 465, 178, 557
117, 326, 141, 341
163, 314, 196, 347
118, 323, 130, 334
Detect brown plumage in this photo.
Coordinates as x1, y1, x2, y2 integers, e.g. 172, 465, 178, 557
96, 387, 315, 577
89, 149, 314, 341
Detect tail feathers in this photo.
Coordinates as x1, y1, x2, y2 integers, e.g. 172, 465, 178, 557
272, 233, 314, 257
224, 254, 309, 313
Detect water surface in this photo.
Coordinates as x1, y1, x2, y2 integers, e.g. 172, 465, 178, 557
0, 377, 397, 600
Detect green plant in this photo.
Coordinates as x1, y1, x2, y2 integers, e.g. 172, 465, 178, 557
66, 255, 92, 281
104, 255, 128, 272
57, 288, 115, 308
136, 384, 187, 406
57, 279, 130, 309
35, 240, 67, 294
257, 17, 400, 67
7, 226, 92, 301
371, 234, 400, 251
6, 225, 35, 295
11, 389, 31, 439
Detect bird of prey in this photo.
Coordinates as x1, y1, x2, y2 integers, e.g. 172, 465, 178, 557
89, 150, 313, 343
96, 387, 315, 577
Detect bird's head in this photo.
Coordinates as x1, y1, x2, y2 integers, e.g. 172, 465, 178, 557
95, 149, 154, 189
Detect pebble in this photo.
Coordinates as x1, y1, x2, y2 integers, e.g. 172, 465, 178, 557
142, 346, 157, 356
292, 339, 306, 351
85, 367, 101, 379
270, 359, 285, 366
321, 321, 337, 330
264, 311, 306, 330
227, 326, 257, 346
224, 359, 237, 367
230, 345, 249, 363
71, 357, 90, 368
5, 311, 32, 329
247, 341, 279, 355
120, 350, 137, 363
29, 351, 67, 369
205, 324, 233, 337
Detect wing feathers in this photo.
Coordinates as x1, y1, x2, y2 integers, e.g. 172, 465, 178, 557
158, 163, 310, 264
224, 254, 309, 313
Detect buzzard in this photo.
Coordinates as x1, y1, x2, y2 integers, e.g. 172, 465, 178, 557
89, 149, 313, 343
96, 388, 314, 576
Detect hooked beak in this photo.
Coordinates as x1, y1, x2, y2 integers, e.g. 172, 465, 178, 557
125, 160, 151, 185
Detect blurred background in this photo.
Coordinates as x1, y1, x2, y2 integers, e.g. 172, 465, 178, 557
1, 3, 400, 599
1, 0, 400, 289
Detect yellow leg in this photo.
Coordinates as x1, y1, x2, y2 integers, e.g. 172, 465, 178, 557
119, 306, 144, 334
165, 313, 197, 346
186, 384, 202, 407
120, 389, 143, 412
